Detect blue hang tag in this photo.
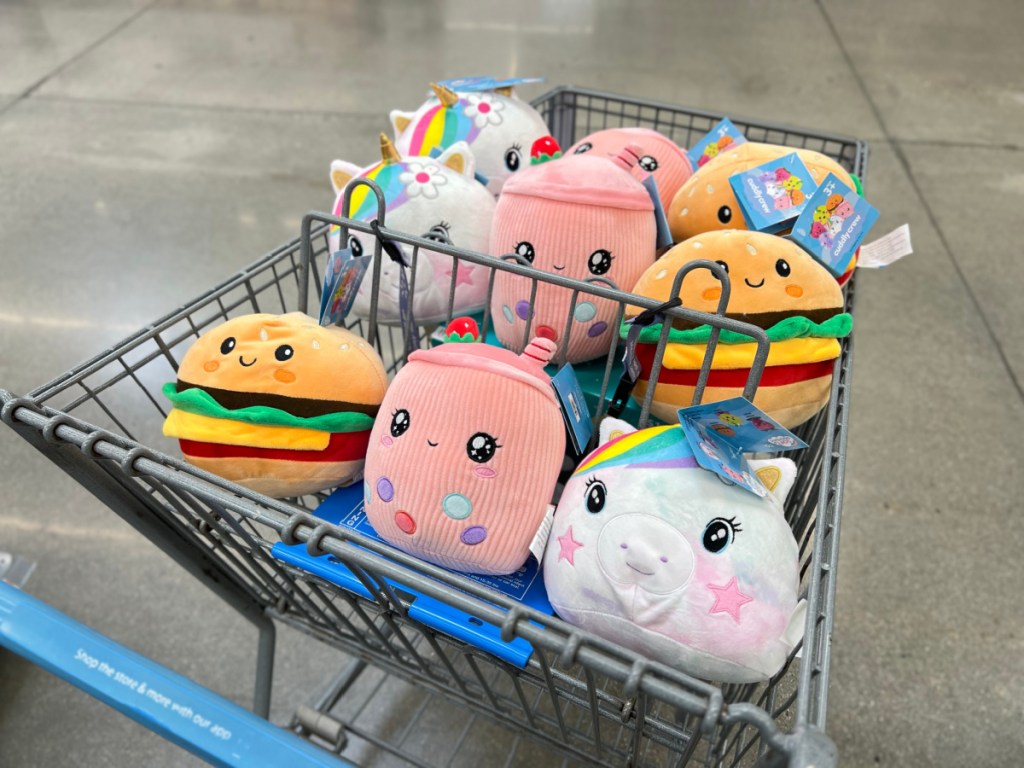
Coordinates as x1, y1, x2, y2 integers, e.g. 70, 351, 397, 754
686, 117, 748, 169
729, 153, 817, 234
641, 175, 674, 250
320, 248, 372, 327
552, 364, 593, 455
436, 76, 544, 93
677, 396, 808, 497
789, 172, 881, 277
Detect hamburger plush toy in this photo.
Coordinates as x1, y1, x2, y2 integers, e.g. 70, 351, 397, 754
667, 143, 858, 283
162, 312, 388, 498
625, 230, 851, 429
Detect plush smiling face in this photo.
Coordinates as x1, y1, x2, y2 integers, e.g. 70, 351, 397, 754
390, 87, 553, 196
567, 127, 693, 212
667, 142, 856, 243
490, 152, 656, 363
543, 422, 802, 683
328, 141, 496, 326
362, 338, 565, 575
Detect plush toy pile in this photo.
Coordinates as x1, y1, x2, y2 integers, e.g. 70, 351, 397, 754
163, 82, 886, 687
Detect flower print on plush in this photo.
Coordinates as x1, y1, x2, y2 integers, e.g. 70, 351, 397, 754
399, 162, 449, 200
463, 93, 506, 129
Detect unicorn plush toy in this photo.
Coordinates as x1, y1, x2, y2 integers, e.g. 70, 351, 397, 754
390, 82, 558, 196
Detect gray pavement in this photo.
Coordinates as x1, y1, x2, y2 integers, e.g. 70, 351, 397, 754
1, 1, 1022, 766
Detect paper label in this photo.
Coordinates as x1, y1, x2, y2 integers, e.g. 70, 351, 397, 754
437, 76, 544, 92
552, 364, 594, 455
642, 175, 674, 250
319, 248, 371, 326
789, 173, 880, 277
856, 223, 913, 268
677, 396, 807, 497
729, 153, 816, 234
687, 117, 748, 168
529, 505, 556, 564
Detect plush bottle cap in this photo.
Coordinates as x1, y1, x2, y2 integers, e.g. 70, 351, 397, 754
501, 153, 654, 211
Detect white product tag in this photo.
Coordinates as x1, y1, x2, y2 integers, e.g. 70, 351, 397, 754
529, 504, 556, 564
857, 224, 913, 268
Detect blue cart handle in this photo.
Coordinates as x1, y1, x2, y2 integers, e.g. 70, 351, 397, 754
0, 581, 347, 767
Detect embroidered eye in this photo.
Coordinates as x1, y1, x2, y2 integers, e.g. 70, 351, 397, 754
702, 517, 741, 554
712, 260, 730, 280
424, 222, 451, 244
717, 205, 733, 224
348, 235, 364, 258
587, 249, 613, 275
584, 478, 607, 514
466, 432, 499, 463
220, 337, 236, 355
638, 155, 659, 172
514, 241, 535, 264
274, 345, 294, 362
504, 145, 522, 172
775, 258, 791, 277
573, 142, 592, 155
390, 409, 410, 438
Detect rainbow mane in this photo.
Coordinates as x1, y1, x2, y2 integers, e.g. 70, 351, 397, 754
406, 100, 482, 156
574, 425, 698, 476
332, 162, 414, 224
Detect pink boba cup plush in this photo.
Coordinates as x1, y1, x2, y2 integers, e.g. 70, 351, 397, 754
362, 335, 566, 575
490, 146, 657, 364
567, 127, 694, 213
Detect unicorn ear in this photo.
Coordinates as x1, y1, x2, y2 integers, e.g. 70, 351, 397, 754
435, 141, 477, 179
390, 110, 414, 136
748, 458, 797, 505
330, 160, 361, 195
598, 417, 637, 446
494, 85, 515, 98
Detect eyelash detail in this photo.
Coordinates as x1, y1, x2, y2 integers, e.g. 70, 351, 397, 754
725, 515, 742, 534
510, 142, 523, 152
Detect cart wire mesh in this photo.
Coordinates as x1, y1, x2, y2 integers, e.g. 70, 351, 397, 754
0, 86, 864, 768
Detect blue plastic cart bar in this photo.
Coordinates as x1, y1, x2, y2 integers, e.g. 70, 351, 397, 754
0, 582, 347, 768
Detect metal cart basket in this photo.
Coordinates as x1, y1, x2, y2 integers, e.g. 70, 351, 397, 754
0, 87, 864, 768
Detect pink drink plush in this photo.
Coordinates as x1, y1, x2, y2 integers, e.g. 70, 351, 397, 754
363, 336, 565, 575
490, 146, 657, 364
567, 127, 693, 213
543, 419, 805, 683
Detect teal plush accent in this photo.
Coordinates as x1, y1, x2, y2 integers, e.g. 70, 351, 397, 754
619, 313, 853, 346
162, 383, 374, 433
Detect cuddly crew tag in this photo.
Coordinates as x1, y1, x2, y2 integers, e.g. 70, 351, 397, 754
320, 246, 372, 326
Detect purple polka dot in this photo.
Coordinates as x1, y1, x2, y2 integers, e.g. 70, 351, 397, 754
460, 526, 488, 546
515, 300, 532, 321
376, 477, 394, 503
587, 321, 609, 338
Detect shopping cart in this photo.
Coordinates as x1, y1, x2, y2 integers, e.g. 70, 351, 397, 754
0, 87, 864, 767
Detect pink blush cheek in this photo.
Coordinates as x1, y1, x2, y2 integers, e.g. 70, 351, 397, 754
380, 435, 394, 447
474, 466, 497, 478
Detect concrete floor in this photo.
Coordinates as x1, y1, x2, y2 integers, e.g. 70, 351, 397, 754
1, 0, 1022, 766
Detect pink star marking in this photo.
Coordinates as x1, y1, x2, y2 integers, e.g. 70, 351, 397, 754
557, 526, 584, 566
445, 262, 475, 288
707, 577, 753, 623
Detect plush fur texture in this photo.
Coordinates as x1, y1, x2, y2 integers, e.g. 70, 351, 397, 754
329, 138, 496, 326
567, 127, 693, 212
667, 142, 857, 283
543, 419, 804, 684
625, 231, 850, 428
390, 84, 554, 196
163, 312, 388, 498
490, 148, 657, 364
363, 337, 565, 575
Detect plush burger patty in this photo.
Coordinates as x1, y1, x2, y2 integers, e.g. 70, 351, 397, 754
175, 380, 380, 419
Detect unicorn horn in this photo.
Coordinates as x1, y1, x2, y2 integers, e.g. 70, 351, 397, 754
379, 133, 401, 165
430, 82, 460, 108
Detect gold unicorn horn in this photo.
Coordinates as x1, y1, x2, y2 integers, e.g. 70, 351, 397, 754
429, 82, 460, 108
379, 133, 401, 165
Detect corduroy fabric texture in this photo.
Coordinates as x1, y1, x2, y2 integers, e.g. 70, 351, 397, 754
363, 338, 566, 575
544, 422, 803, 684
490, 152, 657, 364
567, 127, 693, 212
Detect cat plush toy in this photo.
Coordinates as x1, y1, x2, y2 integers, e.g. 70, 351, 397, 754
390, 82, 558, 196
490, 145, 657, 364
667, 142, 858, 283
567, 127, 693, 213
543, 419, 805, 684
329, 135, 496, 325
624, 230, 851, 429
362, 328, 565, 575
